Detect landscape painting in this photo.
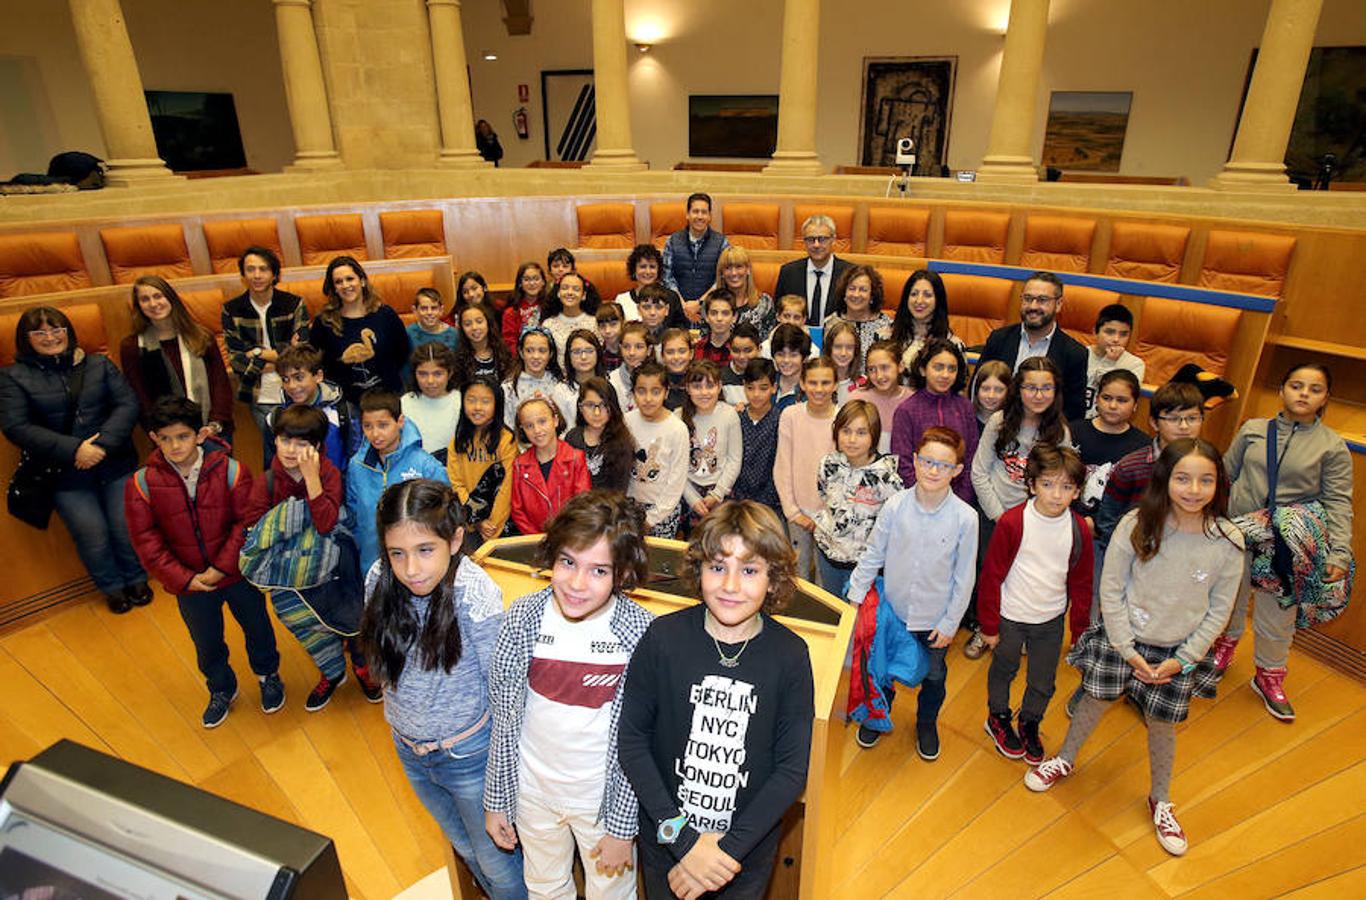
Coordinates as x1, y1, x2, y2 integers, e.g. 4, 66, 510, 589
688, 95, 779, 158
1041, 91, 1132, 172
859, 57, 956, 174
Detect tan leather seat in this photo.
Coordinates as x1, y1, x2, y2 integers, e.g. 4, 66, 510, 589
1198, 230, 1295, 298
295, 214, 368, 266
575, 203, 636, 249
381, 210, 446, 258
1020, 215, 1096, 273
941, 273, 1013, 347
649, 202, 686, 249
0, 232, 92, 297
1057, 285, 1122, 344
575, 259, 634, 305
203, 219, 283, 274
721, 203, 781, 250
866, 207, 929, 257
1104, 221, 1190, 283
941, 211, 1010, 264
99, 224, 194, 283
1133, 295, 1241, 385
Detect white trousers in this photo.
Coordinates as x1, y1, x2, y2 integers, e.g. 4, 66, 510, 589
516, 790, 637, 900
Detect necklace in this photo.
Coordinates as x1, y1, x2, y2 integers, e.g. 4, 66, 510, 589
706, 611, 760, 668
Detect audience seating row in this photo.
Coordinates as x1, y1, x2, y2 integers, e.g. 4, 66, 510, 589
0, 199, 1297, 305
574, 202, 1297, 297
0, 210, 446, 298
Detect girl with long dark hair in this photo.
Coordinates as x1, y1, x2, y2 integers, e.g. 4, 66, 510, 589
564, 375, 635, 493
446, 376, 518, 550
1025, 439, 1244, 859
971, 356, 1070, 523
359, 479, 526, 899
454, 301, 514, 385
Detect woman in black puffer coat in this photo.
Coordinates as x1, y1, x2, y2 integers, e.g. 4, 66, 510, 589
0, 306, 148, 613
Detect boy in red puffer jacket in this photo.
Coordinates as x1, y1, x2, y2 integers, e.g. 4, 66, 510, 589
125, 397, 282, 729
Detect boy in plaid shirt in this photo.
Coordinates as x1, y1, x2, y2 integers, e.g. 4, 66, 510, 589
484, 491, 654, 898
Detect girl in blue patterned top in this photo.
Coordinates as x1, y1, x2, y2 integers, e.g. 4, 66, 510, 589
359, 479, 526, 899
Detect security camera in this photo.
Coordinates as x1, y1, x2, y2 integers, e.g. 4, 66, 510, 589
895, 137, 917, 168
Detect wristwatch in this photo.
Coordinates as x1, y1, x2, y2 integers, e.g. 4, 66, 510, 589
657, 813, 688, 844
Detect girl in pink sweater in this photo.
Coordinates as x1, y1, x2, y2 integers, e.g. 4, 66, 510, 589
775, 357, 838, 585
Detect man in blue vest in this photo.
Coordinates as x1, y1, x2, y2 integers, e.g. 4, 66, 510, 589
662, 191, 729, 320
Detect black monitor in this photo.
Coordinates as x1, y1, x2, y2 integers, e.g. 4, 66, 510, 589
0, 740, 345, 899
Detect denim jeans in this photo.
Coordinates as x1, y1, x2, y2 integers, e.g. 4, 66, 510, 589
176, 578, 280, 695
393, 722, 527, 900
815, 548, 853, 600
53, 474, 145, 594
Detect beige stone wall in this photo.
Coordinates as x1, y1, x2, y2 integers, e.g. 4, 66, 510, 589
311, 0, 441, 169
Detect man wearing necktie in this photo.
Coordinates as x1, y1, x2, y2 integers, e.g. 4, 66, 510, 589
774, 214, 852, 328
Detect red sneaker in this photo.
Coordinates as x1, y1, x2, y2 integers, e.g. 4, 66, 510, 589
1252, 666, 1295, 721
984, 712, 1025, 759
354, 665, 384, 704
1024, 756, 1073, 792
1210, 635, 1239, 673
1149, 798, 1188, 856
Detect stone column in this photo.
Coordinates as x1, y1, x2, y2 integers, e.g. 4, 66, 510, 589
762, 0, 823, 175
976, 0, 1050, 184
584, 0, 646, 170
273, 0, 342, 170
1210, 0, 1323, 191
427, 0, 489, 167
67, 0, 180, 185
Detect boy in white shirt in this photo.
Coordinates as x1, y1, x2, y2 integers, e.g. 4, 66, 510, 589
624, 359, 690, 538
978, 445, 1094, 766
1084, 304, 1146, 418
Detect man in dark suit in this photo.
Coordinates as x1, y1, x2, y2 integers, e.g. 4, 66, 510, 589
976, 271, 1089, 421
773, 214, 853, 328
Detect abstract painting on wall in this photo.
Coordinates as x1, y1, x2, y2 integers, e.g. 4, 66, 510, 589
859, 57, 956, 174
1041, 91, 1132, 172
1236, 45, 1366, 183
688, 95, 779, 158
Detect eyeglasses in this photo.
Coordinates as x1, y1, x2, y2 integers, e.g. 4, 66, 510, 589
915, 454, 958, 473
1020, 293, 1059, 305
1020, 384, 1056, 396
28, 327, 67, 339
569, 347, 597, 358
580, 401, 607, 413
1158, 413, 1204, 427
803, 234, 834, 245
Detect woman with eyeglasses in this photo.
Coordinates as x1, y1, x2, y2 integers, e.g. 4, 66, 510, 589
0, 306, 149, 613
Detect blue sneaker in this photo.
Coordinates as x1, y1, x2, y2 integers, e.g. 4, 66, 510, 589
260, 674, 285, 714
203, 687, 238, 729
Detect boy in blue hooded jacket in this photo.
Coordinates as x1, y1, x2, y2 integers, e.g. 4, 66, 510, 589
346, 389, 449, 573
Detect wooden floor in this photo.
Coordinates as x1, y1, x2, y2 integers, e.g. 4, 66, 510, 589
1, 593, 1363, 899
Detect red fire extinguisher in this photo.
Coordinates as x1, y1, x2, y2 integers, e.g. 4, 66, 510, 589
513, 107, 529, 140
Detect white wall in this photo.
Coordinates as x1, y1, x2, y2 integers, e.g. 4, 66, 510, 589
462, 0, 1366, 181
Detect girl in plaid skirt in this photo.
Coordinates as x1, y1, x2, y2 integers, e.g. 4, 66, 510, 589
1023, 439, 1244, 858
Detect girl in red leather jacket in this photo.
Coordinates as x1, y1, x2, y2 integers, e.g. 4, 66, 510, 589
510, 397, 591, 535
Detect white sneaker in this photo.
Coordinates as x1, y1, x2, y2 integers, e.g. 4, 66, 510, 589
1149, 798, 1188, 856
1024, 756, 1072, 792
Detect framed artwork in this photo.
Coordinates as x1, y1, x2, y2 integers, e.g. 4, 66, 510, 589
858, 57, 956, 173
540, 69, 595, 161
1235, 45, 1366, 182
1041, 91, 1133, 172
144, 90, 247, 171
688, 95, 779, 158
